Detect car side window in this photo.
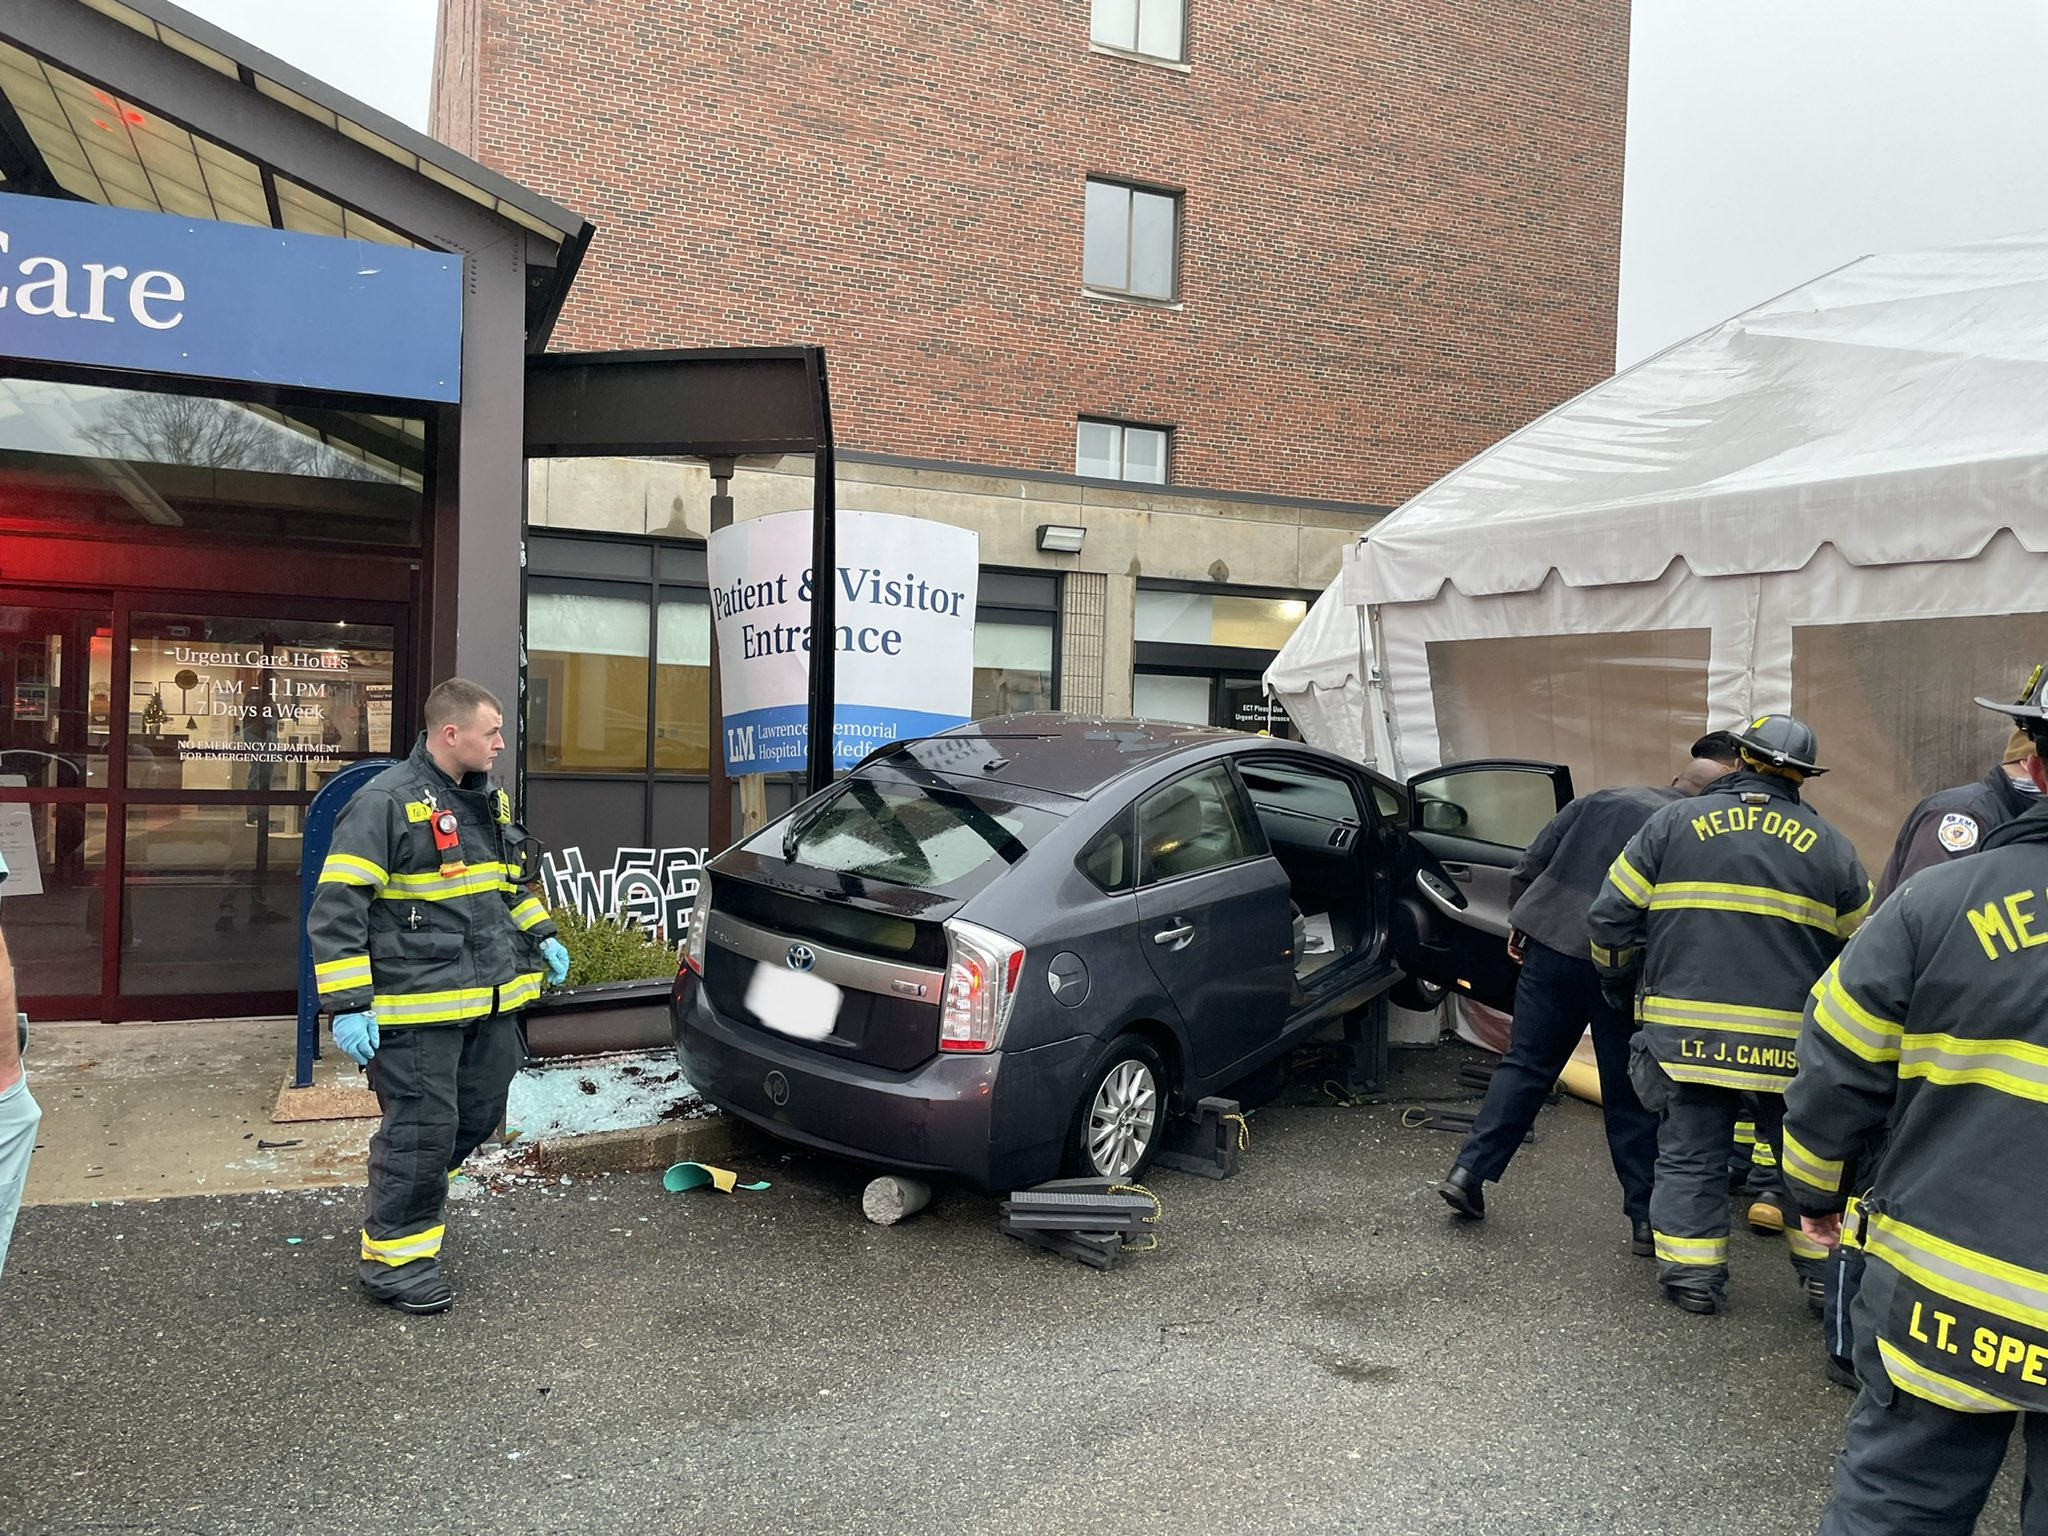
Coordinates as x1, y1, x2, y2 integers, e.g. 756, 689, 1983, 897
1138, 764, 1259, 886
1077, 810, 1135, 894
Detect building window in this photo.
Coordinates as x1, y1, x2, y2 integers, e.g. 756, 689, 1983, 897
974, 571, 1060, 717
1090, 0, 1186, 61
1076, 419, 1169, 484
1084, 179, 1178, 300
1132, 583, 1313, 737
525, 542, 712, 777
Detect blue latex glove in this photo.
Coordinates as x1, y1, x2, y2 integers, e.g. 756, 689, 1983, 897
541, 937, 571, 986
333, 1010, 379, 1066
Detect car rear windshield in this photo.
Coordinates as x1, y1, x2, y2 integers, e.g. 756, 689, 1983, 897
747, 772, 1065, 898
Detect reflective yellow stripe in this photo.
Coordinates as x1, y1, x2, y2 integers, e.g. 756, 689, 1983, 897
1838, 884, 1874, 937
1863, 1211, 2048, 1334
380, 862, 509, 901
361, 1224, 446, 1265
499, 973, 543, 1011
1641, 995, 1803, 1038
1898, 1031, 2048, 1106
1787, 1227, 1829, 1261
1752, 1142, 1778, 1168
1664, 1062, 1792, 1092
1877, 1337, 2017, 1414
404, 801, 434, 823
314, 956, 373, 997
1780, 1127, 1843, 1193
372, 987, 497, 1024
1607, 853, 1653, 908
1654, 1232, 1729, 1265
319, 853, 388, 888
509, 897, 550, 932
1647, 880, 1841, 933
1811, 966, 1903, 1063
1733, 1120, 1758, 1146
1589, 941, 1612, 967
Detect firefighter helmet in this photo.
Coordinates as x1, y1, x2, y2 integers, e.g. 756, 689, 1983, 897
1729, 713, 1828, 777
1974, 662, 2048, 749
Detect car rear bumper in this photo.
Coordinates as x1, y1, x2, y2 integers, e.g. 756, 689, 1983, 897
671, 972, 1086, 1191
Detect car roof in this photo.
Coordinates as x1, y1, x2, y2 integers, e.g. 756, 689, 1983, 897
874, 713, 1257, 798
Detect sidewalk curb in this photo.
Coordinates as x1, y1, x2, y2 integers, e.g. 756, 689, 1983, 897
527, 1112, 741, 1178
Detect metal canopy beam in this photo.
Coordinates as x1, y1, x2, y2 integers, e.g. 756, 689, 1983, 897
524, 345, 841, 800
523, 348, 826, 459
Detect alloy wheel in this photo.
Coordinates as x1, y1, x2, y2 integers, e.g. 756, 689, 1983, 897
1086, 1058, 1158, 1179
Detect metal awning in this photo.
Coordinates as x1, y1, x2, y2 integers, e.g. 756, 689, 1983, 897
0, 0, 594, 343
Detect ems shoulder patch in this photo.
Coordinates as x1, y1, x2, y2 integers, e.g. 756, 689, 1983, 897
1937, 812, 1980, 853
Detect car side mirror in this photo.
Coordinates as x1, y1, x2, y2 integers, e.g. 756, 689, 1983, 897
1418, 799, 1469, 834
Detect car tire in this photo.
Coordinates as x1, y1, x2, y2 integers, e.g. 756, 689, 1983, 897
1389, 974, 1448, 1013
1063, 1034, 1168, 1183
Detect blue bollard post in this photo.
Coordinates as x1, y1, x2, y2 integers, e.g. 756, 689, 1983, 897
295, 759, 398, 1088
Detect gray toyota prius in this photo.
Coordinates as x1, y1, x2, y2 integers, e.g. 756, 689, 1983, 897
672, 714, 1569, 1190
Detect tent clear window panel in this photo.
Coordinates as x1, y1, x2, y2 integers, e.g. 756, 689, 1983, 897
1425, 629, 1712, 792
1791, 615, 2048, 869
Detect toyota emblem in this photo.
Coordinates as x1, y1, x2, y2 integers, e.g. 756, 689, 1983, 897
786, 944, 816, 972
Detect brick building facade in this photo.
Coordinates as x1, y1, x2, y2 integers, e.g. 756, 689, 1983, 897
430, 0, 1627, 860
434, 0, 1627, 505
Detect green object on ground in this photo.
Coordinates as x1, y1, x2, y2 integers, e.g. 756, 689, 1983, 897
662, 1161, 770, 1194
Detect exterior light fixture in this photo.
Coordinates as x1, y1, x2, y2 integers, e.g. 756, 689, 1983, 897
1036, 523, 1086, 554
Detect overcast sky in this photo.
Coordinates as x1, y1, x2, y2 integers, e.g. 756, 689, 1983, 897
173, 0, 2048, 370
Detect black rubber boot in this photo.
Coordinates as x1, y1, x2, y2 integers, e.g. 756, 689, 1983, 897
363, 1258, 455, 1315
1630, 1219, 1654, 1257
1663, 1283, 1722, 1315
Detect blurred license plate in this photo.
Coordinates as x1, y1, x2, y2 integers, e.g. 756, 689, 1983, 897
744, 964, 842, 1041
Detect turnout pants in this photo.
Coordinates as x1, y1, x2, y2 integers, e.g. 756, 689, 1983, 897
359, 1010, 523, 1291
1821, 1279, 2048, 1534
1453, 939, 1658, 1222
1651, 1081, 1822, 1298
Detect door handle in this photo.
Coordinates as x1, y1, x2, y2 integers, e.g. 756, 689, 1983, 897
1152, 921, 1195, 950
1442, 862, 1474, 883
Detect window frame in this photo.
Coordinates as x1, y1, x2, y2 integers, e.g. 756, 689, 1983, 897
1075, 417, 1172, 485
1088, 0, 1190, 64
1082, 177, 1182, 302
1135, 760, 1266, 889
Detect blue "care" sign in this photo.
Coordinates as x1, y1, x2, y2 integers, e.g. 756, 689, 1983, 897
0, 191, 462, 402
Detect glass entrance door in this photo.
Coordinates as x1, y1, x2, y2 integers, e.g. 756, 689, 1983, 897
0, 590, 407, 1020
1133, 668, 1300, 740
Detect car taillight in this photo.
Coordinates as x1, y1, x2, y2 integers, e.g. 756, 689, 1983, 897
939, 919, 1026, 1053
681, 874, 713, 976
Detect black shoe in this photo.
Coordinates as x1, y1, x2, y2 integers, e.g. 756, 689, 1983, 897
1631, 1220, 1654, 1257
1438, 1165, 1485, 1220
1824, 1356, 1858, 1390
1664, 1283, 1721, 1315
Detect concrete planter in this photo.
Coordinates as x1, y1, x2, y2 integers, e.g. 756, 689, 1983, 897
523, 976, 676, 1058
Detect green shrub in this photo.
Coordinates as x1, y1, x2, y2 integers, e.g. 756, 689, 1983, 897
546, 907, 681, 988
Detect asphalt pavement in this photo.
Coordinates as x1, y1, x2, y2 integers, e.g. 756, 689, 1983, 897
0, 1048, 2022, 1535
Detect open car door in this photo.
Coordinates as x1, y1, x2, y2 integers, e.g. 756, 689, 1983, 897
1390, 759, 1573, 1012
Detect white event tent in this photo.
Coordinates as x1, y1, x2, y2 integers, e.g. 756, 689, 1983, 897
1268, 232, 2048, 863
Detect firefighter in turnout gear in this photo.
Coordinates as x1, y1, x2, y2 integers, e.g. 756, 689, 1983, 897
1786, 692, 2048, 1534
306, 678, 569, 1314
1587, 714, 1872, 1315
